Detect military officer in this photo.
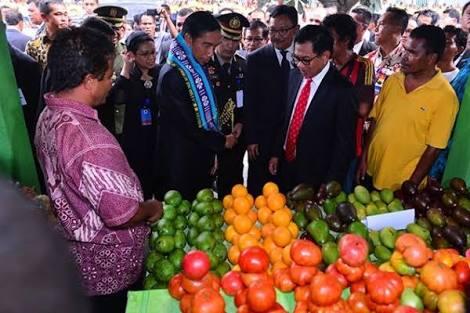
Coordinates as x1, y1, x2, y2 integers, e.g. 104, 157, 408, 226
207, 12, 250, 197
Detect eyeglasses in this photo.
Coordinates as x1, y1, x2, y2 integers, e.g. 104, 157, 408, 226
291, 54, 320, 66
244, 37, 264, 42
136, 50, 156, 57
268, 25, 296, 36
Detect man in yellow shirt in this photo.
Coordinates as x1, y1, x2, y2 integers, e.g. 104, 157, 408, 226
358, 25, 458, 190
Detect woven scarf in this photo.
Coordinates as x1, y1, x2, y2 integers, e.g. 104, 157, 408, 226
167, 34, 220, 132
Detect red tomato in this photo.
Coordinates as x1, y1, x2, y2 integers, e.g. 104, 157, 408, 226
421, 261, 458, 293
326, 263, 348, 288
247, 280, 276, 313
293, 301, 309, 313
272, 268, 296, 292
182, 275, 205, 294
348, 292, 370, 313
351, 280, 366, 294
454, 260, 470, 286
180, 294, 193, 313
239, 247, 270, 273
338, 234, 369, 267
266, 303, 287, 313
394, 306, 420, 313
192, 287, 225, 313
241, 272, 272, 287
374, 300, 399, 313
290, 263, 317, 286
221, 271, 244, 296
290, 239, 322, 267
182, 250, 211, 280
335, 258, 365, 283
235, 289, 248, 307
294, 286, 311, 302
168, 273, 186, 300
309, 273, 344, 307
201, 272, 220, 291
362, 262, 379, 281
366, 271, 403, 305
237, 304, 253, 313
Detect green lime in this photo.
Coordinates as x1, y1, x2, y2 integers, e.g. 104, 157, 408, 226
197, 215, 215, 231
194, 202, 213, 215
207, 250, 220, 269
154, 235, 175, 254
154, 259, 177, 282
188, 212, 200, 227
213, 215, 224, 228
163, 204, 177, 220
212, 242, 227, 262
145, 251, 164, 272
212, 199, 223, 214
187, 228, 199, 246
215, 262, 231, 277
174, 230, 186, 249
177, 200, 191, 216
196, 231, 216, 251
143, 275, 158, 290
150, 232, 159, 248
168, 249, 185, 269
197, 188, 214, 202
192, 199, 199, 209
164, 190, 183, 207
174, 215, 187, 230
213, 229, 224, 242
156, 219, 176, 236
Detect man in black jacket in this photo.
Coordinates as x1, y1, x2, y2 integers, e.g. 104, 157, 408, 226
245, 5, 298, 196
268, 25, 357, 191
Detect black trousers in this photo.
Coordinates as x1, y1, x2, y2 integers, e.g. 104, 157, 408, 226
247, 144, 279, 196
90, 277, 142, 313
217, 141, 246, 198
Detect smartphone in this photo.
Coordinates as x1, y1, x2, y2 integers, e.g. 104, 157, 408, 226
146, 9, 161, 16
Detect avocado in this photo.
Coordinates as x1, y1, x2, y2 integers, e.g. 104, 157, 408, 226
348, 193, 357, 203
336, 202, 357, 224
442, 191, 458, 209
325, 181, 342, 198
323, 198, 337, 215
304, 202, 322, 221
293, 200, 306, 212
354, 185, 371, 205
450, 177, 467, 195
443, 225, 467, 251
380, 188, 395, 204
348, 221, 368, 239
306, 219, 330, 245
325, 214, 345, 232
401, 180, 418, 198
366, 203, 379, 216
458, 197, 470, 211
425, 178, 444, 197
387, 198, 404, 212
426, 208, 446, 227
335, 191, 347, 204
416, 217, 432, 230
454, 206, 470, 227
413, 193, 431, 213
375, 200, 388, 214
291, 184, 315, 201
406, 223, 431, 242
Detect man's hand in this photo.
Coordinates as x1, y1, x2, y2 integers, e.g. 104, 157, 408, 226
247, 144, 259, 160
120, 51, 134, 79
225, 134, 237, 149
268, 157, 279, 175
146, 200, 163, 223
233, 123, 243, 139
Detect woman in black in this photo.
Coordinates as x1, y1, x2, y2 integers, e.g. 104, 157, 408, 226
108, 31, 161, 199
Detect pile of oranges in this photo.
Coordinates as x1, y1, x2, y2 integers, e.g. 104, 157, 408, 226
223, 182, 299, 272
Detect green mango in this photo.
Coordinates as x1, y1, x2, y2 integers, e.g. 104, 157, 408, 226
323, 198, 337, 215
406, 223, 431, 242
388, 199, 404, 212
354, 185, 371, 205
348, 221, 368, 239
306, 219, 330, 245
369, 230, 382, 247
322, 242, 339, 265
400, 288, 424, 311
374, 245, 392, 262
391, 251, 416, 276
380, 189, 395, 204
371, 190, 381, 202
348, 193, 357, 203
379, 227, 397, 249
366, 203, 379, 216
335, 191, 347, 204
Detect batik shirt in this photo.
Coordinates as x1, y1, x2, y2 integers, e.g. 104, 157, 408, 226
35, 94, 149, 296
25, 33, 51, 70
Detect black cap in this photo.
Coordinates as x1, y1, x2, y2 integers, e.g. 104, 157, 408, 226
125, 31, 153, 52
94, 5, 128, 28
216, 12, 249, 41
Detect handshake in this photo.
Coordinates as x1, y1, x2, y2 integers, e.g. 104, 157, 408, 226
225, 123, 243, 149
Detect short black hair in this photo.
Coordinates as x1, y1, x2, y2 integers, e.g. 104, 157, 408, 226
125, 31, 154, 52
4, 9, 23, 26
48, 27, 115, 93
244, 20, 268, 39
137, 13, 156, 24
270, 5, 298, 26
323, 13, 357, 50
81, 16, 114, 39
294, 24, 333, 55
26, 0, 40, 6
182, 11, 220, 39
463, 1, 470, 15
371, 13, 380, 24
443, 25, 468, 49
386, 7, 409, 34
443, 8, 460, 23
417, 9, 439, 25
39, 0, 64, 15
177, 7, 193, 17
351, 7, 372, 25
410, 25, 445, 61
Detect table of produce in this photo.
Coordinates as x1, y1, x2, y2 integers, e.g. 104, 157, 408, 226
126, 178, 470, 313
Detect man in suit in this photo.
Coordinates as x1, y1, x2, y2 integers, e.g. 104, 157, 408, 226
350, 8, 376, 56
268, 25, 357, 191
245, 5, 299, 196
4, 10, 31, 52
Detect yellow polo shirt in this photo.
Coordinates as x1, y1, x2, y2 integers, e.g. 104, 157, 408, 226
367, 71, 458, 190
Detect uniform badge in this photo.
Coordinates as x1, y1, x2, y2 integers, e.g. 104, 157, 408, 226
229, 17, 241, 29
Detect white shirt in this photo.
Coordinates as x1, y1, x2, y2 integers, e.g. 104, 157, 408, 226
275, 42, 294, 69
353, 40, 364, 55
442, 68, 460, 82
284, 62, 331, 148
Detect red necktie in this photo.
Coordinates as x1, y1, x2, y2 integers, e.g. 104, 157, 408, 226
285, 78, 313, 162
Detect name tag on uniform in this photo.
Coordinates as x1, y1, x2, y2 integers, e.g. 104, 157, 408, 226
236, 90, 244, 108
18, 89, 27, 106
140, 108, 152, 126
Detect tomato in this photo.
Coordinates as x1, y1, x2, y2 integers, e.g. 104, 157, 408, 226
182, 275, 205, 294
393, 306, 420, 313
201, 272, 220, 291
235, 288, 248, 307
326, 263, 348, 287
366, 271, 403, 305
168, 273, 186, 300
395, 234, 427, 251
348, 292, 370, 313
335, 258, 365, 283
433, 249, 461, 268
402, 244, 432, 268
266, 303, 287, 313
180, 294, 193, 313
241, 272, 272, 287
401, 276, 418, 289
351, 280, 366, 294
421, 261, 458, 293
374, 300, 399, 313
290, 239, 322, 267
310, 273, 343, 307
182, 250, 211, 280
192, 287, 225, 313
290, 263, 317, 286
247, 280, 276, 313
239, 246, 270, 273
338, 234, 369, 267
454, 260, 470, 286
272, 268, 295, 292
293, 301, 308, 313
237, 304, 252, 313
221, 271, 244, 296
294, 286, 311, 302
437, 290, 466, 313
363, 262, 379, 281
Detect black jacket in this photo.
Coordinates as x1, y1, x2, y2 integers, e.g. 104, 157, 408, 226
358, 40, 377, 57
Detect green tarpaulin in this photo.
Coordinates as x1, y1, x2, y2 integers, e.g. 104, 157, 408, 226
0, 22, 40, 190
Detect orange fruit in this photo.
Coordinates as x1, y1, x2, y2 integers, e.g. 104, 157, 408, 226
232, 233, 241, 246
272, 226, 292, 247
233, 214, 254, 234
225, 225, 237, 242
269, 246, 284, 263
272, 261, 288, 272
263, 182, 279, 198
263, 236, 277, 253
281, 207, 293, 219
248, 226, 262, 241
228, 245, 241, 264
232, 184, 248, 198
282, 244, 292, 266
258, 206, 272, 225
247, 209, 257, 223
255, 195, 267, 209
224, 208, 237, 224
223, 194, 234, 209
261, 223, 276, 238
233, 197, 251, 214
238, 234, 259, 251
287, 222, 299, 238
246, 194, 255, 208
271, 209, 291, 227
267, 193, 286, 211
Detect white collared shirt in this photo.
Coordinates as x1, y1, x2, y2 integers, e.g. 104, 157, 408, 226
275, 42, 295, 69
353, 40, 364, 54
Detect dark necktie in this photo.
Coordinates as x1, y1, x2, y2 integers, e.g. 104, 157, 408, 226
280, 50, 290, 78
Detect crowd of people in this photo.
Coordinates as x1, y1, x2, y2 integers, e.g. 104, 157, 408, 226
3, 0, 470, 312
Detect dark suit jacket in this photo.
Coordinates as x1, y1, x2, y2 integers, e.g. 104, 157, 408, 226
6, 28, 31, 52
358, 40, 377, 57
154, 65, 226, 200
274, 66, 358, 189
245, 44, 288, 155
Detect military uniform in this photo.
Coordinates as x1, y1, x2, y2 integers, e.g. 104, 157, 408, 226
209, 12, 249, 197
